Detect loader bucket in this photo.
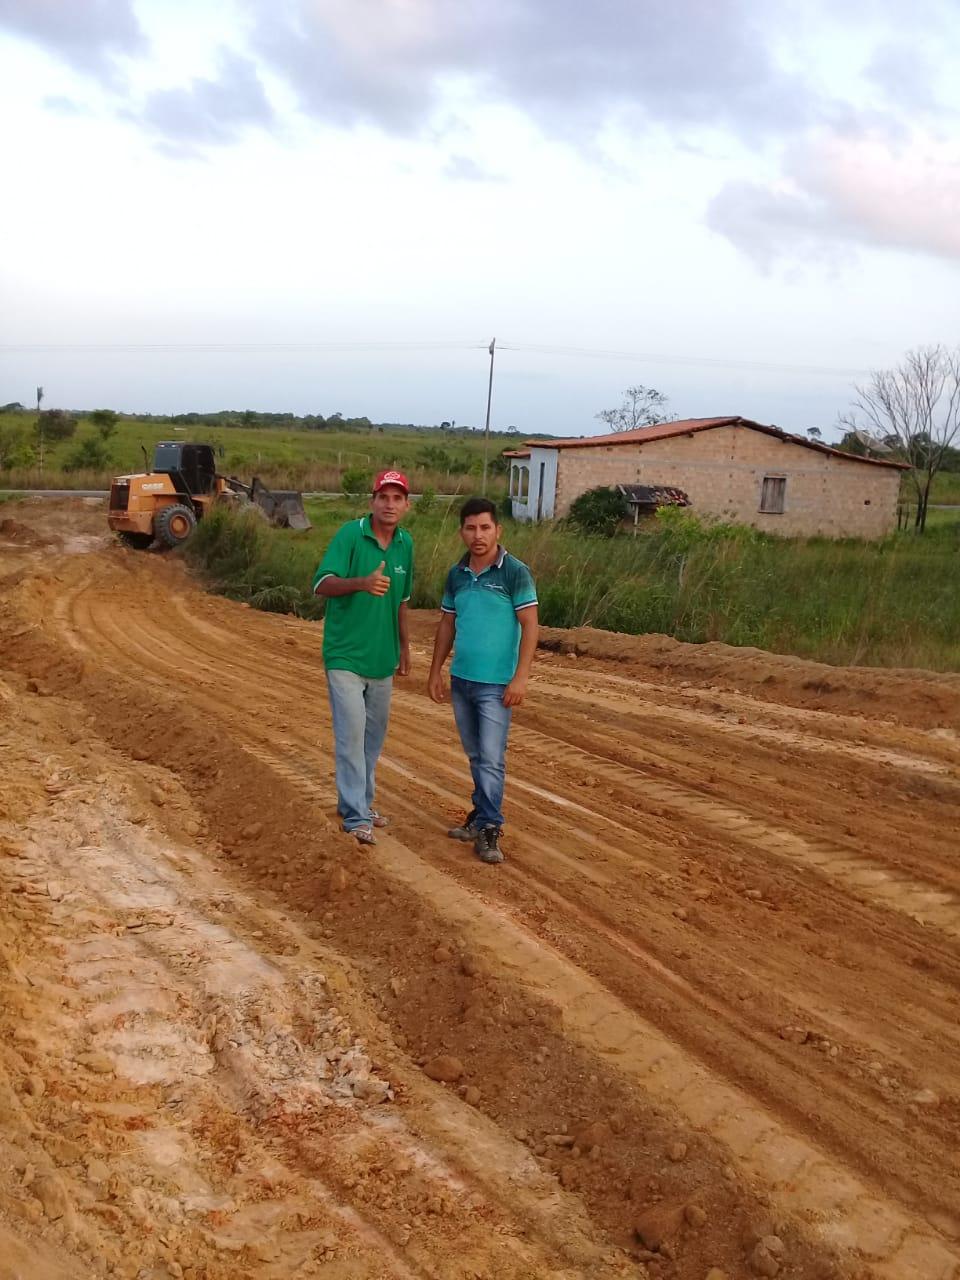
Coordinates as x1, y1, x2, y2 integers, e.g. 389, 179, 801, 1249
249, 478, 312, 530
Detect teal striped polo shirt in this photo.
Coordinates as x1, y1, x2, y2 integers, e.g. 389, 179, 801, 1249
441, 547, 538, 685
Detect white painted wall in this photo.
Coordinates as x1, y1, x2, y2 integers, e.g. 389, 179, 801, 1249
511, 448, 557, 520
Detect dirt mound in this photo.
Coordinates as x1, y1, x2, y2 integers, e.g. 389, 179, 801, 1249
0, 516, 52, 546
539, 623, 960, 727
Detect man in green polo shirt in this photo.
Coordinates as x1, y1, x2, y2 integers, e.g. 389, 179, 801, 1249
312, 470, 413, 845
428, 496, 538, 864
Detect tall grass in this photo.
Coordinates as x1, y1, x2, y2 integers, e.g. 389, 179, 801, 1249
184, 505, 328, 620
0, 412, 511, 496
182, 500, 960, 671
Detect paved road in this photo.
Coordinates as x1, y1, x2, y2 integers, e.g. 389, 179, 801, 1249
0, 489, 458, 500
0, 489, 110, 498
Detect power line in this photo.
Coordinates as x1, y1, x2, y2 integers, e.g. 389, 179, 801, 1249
497, 341, 872, 379
0, 336, 872, 377
0, 340, 487, 353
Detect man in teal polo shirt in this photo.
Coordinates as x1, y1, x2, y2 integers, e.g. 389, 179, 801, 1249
428, 496, 538, 864
312, 470, 413, 845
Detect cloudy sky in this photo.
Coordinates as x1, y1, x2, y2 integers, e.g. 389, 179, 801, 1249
1, 0, 958, 438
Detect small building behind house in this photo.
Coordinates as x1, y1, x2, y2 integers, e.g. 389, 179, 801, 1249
505, 416, 908, 540
618, 483, 690, 533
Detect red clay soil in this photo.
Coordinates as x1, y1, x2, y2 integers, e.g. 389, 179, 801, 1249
1, 500, 959, 1280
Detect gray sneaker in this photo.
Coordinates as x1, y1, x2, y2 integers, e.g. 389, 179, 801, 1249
447, 813, 480, 841
474, 825, 504, 864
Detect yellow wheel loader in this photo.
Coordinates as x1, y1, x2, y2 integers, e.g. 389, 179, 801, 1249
107, 442, 310, 549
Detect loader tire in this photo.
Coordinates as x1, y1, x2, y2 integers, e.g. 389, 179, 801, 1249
118, 531, 153, 550
155, 503, 197, 549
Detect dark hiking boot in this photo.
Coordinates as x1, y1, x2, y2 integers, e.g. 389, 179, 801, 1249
448, 811, 480, 841
474, 825, 504, 864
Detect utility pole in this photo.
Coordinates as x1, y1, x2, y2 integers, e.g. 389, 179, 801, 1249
36, 385, 44, 475
481, 337, 495, 495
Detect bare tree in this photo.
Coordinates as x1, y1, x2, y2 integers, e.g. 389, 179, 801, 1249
596, 384, 671, 432
839, 345, 960, 532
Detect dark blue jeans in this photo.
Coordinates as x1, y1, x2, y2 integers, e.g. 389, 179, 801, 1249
450, 676, 513, 828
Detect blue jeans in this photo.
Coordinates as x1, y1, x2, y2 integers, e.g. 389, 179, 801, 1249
450, 676, 513, 829
326, 669, 393, 831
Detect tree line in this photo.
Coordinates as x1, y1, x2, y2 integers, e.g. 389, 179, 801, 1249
0, 403, 504, 435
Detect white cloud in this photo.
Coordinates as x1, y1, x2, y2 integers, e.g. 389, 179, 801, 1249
707, 129, 960, 266
865, 41, 946, 115
249, 0, 815, 141
137, 51, 274, 147
43, 94, 91, 116
0, 0, 145, 77
443, 153, 502, 182
2, 0, 959, 431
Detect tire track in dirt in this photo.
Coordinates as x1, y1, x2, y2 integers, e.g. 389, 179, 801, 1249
73, 581, 960, 1002
1, 662, 636, 1280
30, 563, 960, 1280
511, 717, 960, 939
136, 588, 960, 942
532, 693, 960, 874
166, 584, 960, 937
538, 667, 960, 775
136, 584, 960, 953
57, 573, 960, 1171
181, 735, 960, 1280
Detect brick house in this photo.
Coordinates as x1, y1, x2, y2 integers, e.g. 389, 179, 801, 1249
505, 416, 908, 539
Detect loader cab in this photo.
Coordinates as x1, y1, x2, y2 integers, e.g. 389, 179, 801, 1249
152, 442, 217, 496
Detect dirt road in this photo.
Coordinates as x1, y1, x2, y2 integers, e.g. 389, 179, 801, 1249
2, 499, 960, 1280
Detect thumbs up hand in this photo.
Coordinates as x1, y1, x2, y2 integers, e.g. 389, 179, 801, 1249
363, 560, 391, 596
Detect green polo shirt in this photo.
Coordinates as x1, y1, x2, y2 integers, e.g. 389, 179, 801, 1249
441, 547, 537, 685
312, 516, 413, 679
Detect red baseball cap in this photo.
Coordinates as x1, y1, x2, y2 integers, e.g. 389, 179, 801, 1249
372, 469, 410, 495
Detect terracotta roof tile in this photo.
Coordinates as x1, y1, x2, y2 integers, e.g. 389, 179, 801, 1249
519, 416, 909, 469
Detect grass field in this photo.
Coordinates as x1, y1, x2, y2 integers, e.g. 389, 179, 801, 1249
0, 411, 515, 497
182, 497, 960, 672
5, 408, 960, 505
4, 409, 960, 511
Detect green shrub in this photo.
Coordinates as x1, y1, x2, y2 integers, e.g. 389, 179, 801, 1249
63, 436, 111, 472
568, 486, 628, 536
37, 409, 78, 443
0, 423, 36, 470
415, 486, 438, 515
654, 505, 763, 552
341, 467, 370, 495
417, 445, 450, 470
186, 504, 324, 620
186, 504, 266, 577
89, 408, 119, 440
